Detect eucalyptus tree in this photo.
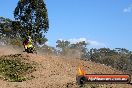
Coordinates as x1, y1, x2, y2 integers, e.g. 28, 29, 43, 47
14, 0, 49, 44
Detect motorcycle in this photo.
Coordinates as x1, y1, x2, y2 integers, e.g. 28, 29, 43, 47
24, 44, 37, 54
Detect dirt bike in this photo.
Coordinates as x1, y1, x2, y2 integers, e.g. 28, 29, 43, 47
24, 44, 37, 54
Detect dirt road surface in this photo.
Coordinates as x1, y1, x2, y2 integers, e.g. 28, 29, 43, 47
0, 46, 132, 88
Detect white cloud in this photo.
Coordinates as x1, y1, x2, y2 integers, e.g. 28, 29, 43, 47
58, 38, 65, 41
87, 40, 105, 47
67, 38, 106, 48
68, 38, 87, 44
123, 4, 132, 13
45, 41, 49, 45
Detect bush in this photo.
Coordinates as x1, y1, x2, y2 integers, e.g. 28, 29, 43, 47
0, 54, 36, 82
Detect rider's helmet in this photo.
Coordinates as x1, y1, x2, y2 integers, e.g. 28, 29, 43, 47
27, 36, 31, 40
27, 36, 33, 45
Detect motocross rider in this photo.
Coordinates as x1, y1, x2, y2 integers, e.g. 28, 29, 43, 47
23, 36, 33, 50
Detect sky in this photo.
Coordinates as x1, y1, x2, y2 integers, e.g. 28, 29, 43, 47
0, 0, 132, 50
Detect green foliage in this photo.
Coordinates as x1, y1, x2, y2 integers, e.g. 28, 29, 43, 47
0, 55, 36, 82
0, 17, 24, 47
14, 0, 49, 44
0, 17, 13, 38
89, 48, 132, 74
55, 40, 132, 74
56, 40, 89, 58
56, 40, 70, 55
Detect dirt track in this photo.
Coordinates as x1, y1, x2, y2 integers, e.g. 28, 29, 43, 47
0, 46, 132, 88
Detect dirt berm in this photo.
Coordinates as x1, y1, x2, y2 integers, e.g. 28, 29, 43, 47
0, 46, 132, 88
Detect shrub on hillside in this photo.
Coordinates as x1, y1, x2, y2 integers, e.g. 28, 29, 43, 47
0, 54, 36, 82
